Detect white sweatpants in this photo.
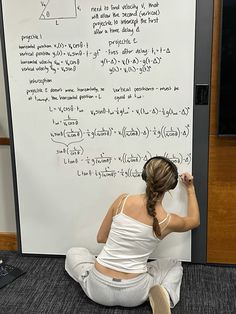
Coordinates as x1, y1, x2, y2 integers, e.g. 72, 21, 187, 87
65, 247, 183, 308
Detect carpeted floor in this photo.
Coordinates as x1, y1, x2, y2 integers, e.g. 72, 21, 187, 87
0, 251, 235, 314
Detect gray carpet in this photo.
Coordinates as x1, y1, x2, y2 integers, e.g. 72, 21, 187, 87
0, 251, 235, 314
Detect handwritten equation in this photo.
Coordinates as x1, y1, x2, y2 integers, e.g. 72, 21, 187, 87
57, 150, 191, 179
89, 106, 190, 117
50, 124, 190, 142
61, 151, 191, 166
19, 39, 171, 75
74, 149, 192, 179
49, 106, 190, 122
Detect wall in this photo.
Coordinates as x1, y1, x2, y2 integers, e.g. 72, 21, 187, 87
0, 38, 17, 249
0, 39, 8, 138
207, 0, 236, 264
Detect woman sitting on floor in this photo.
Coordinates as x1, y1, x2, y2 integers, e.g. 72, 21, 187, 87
65, 156, 200, 314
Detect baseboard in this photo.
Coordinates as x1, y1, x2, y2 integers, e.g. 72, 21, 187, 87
0, 137, 10, 145
0, 232, 17, 251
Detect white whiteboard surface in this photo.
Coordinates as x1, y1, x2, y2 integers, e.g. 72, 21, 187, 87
1, 0, 196, 259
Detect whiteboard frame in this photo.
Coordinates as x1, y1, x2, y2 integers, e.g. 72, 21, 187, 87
0, 0, 213, 263
191, 0, 213, 263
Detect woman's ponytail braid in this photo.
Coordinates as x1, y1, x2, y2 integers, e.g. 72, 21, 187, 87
143, 157, 178, 237
146, 178, 161, 237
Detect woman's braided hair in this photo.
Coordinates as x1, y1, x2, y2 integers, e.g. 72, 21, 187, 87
142, 157, 178, 237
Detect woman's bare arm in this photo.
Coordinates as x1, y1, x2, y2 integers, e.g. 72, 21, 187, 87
169, 173, 200, 232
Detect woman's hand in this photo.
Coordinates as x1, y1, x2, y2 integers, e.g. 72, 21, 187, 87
179, 172, 194, 187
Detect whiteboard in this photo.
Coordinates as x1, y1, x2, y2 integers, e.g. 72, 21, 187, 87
1, 0, 196, 259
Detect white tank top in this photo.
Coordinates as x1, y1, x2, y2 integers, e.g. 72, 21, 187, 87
96, 195, 170, 273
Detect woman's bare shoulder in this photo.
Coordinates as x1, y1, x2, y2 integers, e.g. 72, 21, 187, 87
126, 194, 145, 205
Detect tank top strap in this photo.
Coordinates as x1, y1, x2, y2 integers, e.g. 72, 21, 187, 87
159, 213, 170, 225
115, 194, 129, 215
160, 214, 171, 232
120, 194, 129, 214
